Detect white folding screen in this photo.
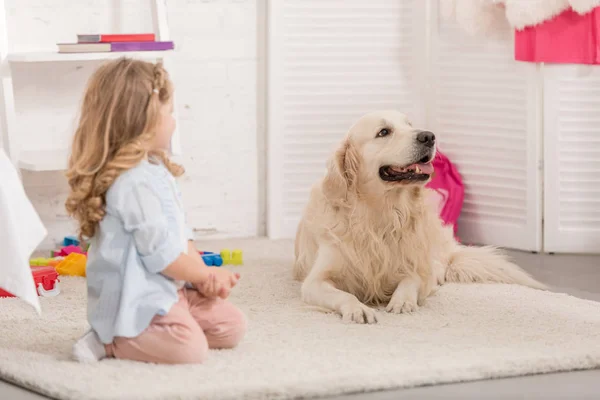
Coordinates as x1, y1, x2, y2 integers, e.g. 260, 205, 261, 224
543, 66, 600, 253
427, 6, 542, 251
267, 0, 427, 239
267, 1, 573, 254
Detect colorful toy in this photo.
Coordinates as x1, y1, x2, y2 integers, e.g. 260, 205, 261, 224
58, 245, 86, 257
220, 249, 232, 264
55, 253, 87, 277
0, 266, 60, 298
231, 249, 243, 266
47, 258, 63, 267
29, 256, 64, 267
196, 249, 242, 266
198, 251, 223, 267
63, 235, 80, 247
30, 257, 49, 266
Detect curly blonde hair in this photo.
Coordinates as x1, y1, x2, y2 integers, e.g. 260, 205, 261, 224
65, 57, 183, 240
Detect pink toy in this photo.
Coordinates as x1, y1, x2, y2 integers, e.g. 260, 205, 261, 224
58, 245, 86, 257
425, 149, 464, 240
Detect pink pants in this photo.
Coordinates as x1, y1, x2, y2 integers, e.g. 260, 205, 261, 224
105, 288, 246, 364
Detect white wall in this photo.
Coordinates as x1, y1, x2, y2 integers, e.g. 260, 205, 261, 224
6, 0, 264, 249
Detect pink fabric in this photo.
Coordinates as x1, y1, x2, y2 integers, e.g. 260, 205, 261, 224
515, 7, 600, 64
425, 150, 464, 239
105, 288, 247, 364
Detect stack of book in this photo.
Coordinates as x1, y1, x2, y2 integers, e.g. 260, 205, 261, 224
57, 33, 174, 53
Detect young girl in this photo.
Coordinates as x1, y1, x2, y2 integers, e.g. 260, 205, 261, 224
66, 58, 246, 364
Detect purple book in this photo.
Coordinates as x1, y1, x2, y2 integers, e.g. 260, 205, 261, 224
110, 41, 174, 52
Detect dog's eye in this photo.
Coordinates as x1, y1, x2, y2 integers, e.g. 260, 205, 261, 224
376, 128, 390, 138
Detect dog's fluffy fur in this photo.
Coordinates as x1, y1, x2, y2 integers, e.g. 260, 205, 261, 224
293, 110, 546, 324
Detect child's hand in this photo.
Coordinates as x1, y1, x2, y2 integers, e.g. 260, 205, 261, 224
195, 268, 240, 299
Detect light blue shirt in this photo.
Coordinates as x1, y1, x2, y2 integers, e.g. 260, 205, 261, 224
86, 159, 193, 344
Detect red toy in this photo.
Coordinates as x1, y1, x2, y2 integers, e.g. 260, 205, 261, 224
0, 266, 61, 298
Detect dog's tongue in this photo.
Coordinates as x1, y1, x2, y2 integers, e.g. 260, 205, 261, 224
411, 162, 434, 174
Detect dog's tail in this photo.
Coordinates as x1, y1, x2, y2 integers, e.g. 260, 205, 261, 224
445, 245, 547, 290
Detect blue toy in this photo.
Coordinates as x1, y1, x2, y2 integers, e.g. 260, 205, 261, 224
63, 235, 80, 247
199, 251, 223, 267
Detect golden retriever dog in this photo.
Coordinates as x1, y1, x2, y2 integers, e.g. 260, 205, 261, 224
293, 110, 546, 324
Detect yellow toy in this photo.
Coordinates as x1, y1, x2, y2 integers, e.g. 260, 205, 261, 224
30, 257, 49, 266
220, 249, 231, 264
231, 249, 243, 266
55, 253, 87, 277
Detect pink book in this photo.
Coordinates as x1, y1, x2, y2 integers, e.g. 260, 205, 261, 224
78, 33, 156, 43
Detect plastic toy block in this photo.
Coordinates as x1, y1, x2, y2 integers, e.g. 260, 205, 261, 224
231, 249, 243, 265
47, 258, 62, 267
30, 257, 49, 266
212, 256, 223, 267
57, 245, 86, 257
63, 235, 80, 247
55, 253, 87, 277
220, 249, 231, 264
200, 251, 223, 267
0, 266, 60, 298
201, 253, 214, 266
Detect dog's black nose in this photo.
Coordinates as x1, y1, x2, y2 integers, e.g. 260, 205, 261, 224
416, 131, 435, 148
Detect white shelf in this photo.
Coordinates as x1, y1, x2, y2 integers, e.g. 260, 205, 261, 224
1, 1, 178, 174
7, 50, 173, 63
18, 149, 69, 171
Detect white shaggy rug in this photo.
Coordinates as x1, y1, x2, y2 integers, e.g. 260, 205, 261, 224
1, 239, 600, 400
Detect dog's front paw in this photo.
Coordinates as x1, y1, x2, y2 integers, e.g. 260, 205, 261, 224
385, 298, 418, 314
432, 260, 446, 286
340, 301, 378, 324
387, 277, 420, 314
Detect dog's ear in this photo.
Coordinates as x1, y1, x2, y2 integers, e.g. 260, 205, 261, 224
323, 139, 360, 200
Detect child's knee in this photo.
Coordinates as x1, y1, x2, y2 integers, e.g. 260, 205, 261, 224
219, 307, 247, 348
231, 312, 247, 345
157, 324, 208, 364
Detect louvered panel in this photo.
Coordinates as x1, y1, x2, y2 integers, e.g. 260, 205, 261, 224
544, 66, 600, 253
268, 0, 426, 238
428, 8, 542, 251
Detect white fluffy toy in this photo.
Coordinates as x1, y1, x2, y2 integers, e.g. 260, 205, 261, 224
441, 0, 600, 36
